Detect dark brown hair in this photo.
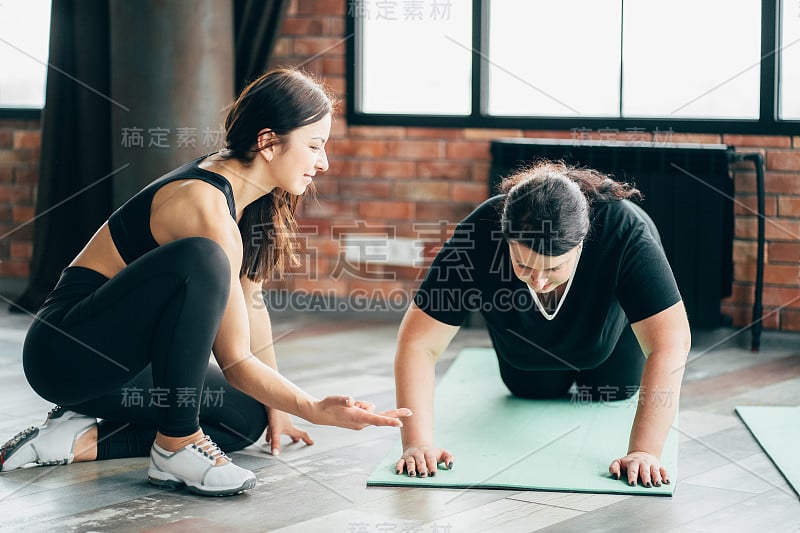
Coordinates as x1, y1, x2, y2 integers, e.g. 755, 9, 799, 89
220, 68, 335, 281
500, 160, 641, 256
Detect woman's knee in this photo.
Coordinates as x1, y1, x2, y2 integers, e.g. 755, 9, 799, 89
168, 237, 230, 276
163, 237, 231, 296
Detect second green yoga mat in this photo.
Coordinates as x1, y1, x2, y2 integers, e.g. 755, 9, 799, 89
368, 348, 678, 496
736, 406, 800, 498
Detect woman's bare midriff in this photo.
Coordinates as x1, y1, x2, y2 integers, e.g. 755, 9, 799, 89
68, 222, 128, 279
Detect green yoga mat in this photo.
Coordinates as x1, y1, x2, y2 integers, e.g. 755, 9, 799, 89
736, 406, 800, 498
368, 348, 678, 496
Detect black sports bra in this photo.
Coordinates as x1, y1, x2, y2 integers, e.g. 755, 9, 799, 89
108, 156, 237, 265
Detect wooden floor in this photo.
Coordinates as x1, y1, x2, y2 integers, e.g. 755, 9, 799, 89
0, 308, 798, 532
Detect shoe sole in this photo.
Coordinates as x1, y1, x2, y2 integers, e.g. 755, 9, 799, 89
147, 473, 256, 497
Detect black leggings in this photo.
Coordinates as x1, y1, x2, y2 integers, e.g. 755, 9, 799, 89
22, 237, 267, 458
497, 324, 645, 402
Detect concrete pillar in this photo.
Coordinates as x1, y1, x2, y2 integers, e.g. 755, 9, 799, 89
109, 0, 234, 207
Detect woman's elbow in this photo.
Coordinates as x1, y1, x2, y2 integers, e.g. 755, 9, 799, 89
220, 361, 249, 392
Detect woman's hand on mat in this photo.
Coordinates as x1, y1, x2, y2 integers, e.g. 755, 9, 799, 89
609, 451, 669, 488
312, 396, 412, 430
396, 444, 455, 478
265, 407, 314, 456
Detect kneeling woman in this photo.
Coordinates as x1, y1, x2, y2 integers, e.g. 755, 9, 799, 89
0, 69, 409, 496
394, 161, 690, 487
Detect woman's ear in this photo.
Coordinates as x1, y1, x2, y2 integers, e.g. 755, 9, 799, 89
257, 129, 275, 161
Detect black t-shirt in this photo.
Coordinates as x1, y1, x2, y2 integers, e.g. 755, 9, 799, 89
414, 195, 682, 371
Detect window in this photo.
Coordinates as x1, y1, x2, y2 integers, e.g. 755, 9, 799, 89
487, 0, 621, 118
0, 0, 51, 116
347, 0, 800, 134
621, 0, 760, 120
359, 1, 472, 115
779, 0, 800, 119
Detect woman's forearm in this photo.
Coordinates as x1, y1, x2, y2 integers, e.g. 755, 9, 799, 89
627, 350, 685, 457
395, 345, 438, 447
224, 356, 318, 422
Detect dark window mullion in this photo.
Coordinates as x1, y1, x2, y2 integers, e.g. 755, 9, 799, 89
345, 9, 358, 121
471, 0, 484, 119
760, 0, 778, 126
619, 0, 625, 118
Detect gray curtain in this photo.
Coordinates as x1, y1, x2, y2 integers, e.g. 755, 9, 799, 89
12, 0, 113, 313
234, 0, 290, 93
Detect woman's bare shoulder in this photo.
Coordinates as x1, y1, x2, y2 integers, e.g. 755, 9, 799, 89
150, 180, 239, 245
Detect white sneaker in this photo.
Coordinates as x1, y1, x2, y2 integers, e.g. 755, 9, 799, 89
147, 435, 256, 496
0, 406, 97, 471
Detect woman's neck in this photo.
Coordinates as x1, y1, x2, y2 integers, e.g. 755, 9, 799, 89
199, 154, 275, 218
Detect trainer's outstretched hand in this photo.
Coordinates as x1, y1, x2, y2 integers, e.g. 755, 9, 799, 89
313, 395, 412, 430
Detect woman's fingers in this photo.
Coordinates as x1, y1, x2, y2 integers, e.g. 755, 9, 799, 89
441, 450, 455, 470
396, 447, 454, 477
425, 450, 447, 477
353, 400, 376, 412
627, 461, 640, 487
610, 454, 665, 487
377, 408, 413, 419
320, 396, 412, 429
357, 410, 406, 428
267, 425, 282, 455
608, 459, 621, 480
405, 456, 417, 477
289, 427, 314, 446
639, 461, 653, 488
416, 452, 429, 477
355, 407, 412, 428
650, 464, 663, 487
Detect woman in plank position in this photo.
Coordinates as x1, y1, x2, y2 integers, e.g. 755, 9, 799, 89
0, 68, 410, 496
394, 161, 690, 487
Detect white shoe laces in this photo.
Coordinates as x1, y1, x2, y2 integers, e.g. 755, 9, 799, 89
46, 405, 66, 419
190, 435, 229, 464
1, 426, 36, 453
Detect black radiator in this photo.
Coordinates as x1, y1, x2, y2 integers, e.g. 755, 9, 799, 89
489, 139, 734, 328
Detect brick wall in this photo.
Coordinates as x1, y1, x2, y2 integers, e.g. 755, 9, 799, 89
0, 119, 39, 280
726, 135, 800, 331
271, 0, 800, 331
